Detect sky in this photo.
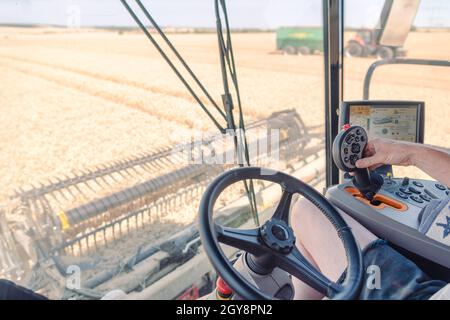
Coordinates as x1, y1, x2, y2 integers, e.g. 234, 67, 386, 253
0, 0, 449, 29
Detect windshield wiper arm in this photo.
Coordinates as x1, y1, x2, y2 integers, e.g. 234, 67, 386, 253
121, 0, 226, 132
215, 0, 259, 225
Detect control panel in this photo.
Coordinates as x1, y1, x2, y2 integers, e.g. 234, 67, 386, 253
327, 177, 450, 269
327, 122, 450, 269
382, 176, 449, 208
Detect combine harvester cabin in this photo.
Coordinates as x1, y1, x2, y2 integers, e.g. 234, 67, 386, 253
0, 0, 449, 300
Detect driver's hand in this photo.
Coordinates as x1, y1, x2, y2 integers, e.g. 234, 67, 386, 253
355, 138, 416, 170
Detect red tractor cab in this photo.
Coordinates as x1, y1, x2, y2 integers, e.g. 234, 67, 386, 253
345, 28, 406, 60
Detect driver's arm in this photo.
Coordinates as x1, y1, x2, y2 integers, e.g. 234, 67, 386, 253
355, 138, 450, 186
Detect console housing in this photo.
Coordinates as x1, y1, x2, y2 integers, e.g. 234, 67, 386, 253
327, 176, 450, 268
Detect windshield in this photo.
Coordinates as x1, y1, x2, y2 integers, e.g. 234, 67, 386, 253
0, 1, 326, 299
344, 0, 450, 180
1, 0, 448, 301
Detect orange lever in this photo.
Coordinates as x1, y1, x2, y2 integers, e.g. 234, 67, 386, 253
345, 187, 407, 211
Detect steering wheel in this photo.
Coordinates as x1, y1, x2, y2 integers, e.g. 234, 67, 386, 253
199, 167, 363, 300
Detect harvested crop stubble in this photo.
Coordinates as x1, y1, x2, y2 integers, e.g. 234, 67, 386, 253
0, 28, 449, 200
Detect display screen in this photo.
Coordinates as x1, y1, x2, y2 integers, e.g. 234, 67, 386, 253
349, 105, 418, 142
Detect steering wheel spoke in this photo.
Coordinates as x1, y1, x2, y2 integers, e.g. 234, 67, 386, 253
272, 189, 294, 223
200, 167, 362, 300
276, 247, 342, 296
215, 224, 267, 256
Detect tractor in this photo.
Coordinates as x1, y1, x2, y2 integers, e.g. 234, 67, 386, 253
345, 28, 406, 59
345, 0, 420, 60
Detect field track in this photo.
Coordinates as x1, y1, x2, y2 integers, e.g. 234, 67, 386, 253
0, 28, 449, 201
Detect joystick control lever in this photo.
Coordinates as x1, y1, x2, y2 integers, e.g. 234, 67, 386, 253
332, 125, 383, 201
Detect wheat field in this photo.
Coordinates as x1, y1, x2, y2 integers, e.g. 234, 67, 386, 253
0, 27, 449, 202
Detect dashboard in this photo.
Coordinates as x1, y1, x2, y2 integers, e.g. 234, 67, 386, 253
329, 100, 449, 270
327, 177, 450, 269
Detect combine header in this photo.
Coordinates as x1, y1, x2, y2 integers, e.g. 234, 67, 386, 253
0, 110, 324, 298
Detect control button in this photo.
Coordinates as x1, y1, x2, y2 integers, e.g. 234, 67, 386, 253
401, 177, 409, 186
343, 147, 349, 154
345, 134, 355, 144
384, 175, 396, 186
408, 187, 421, 194
424, 188, 438, 199
356, 129, 361, 135
349, 155, 357, 166
399, 187, 412, 195
410, 195, 424, 203
446, 190, 449, 196
435, 184, 446, 191
216, 277, 232, 297
351, 143, 360, 154
395, 192, 409, 199
412, 181, 424, 188
419, 194, 431, 202
360, 135, 365, 142
354, 137, 360, 143
344, 157, 349, 163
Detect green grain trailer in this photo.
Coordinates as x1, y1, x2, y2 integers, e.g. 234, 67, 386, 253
276, 27, 323, 55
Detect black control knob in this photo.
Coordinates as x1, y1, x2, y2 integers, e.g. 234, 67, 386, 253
401, 177, 410, 186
